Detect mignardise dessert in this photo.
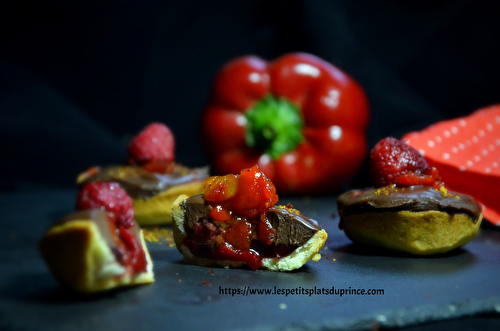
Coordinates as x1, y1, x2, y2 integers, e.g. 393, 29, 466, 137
172, 165, 328, 271
39, 182, 154, 293
337, 137, 483, 255
77, 123, 208, 226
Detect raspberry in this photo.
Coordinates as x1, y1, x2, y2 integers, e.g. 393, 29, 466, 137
128, 122, 175, 165
370, 137, 442, 188
76, 182, 135, 228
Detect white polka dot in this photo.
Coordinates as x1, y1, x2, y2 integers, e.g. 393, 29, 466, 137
496, 139, 500, 146
472, 136, 478, 143
452, 147, 459, 153
474, 155, 481, 162
459, 119, 466, 127
444, 130, 451, 138
493, 162, 499, 168
427, 140, 435, 148
460, 166, 466, 171
482, 149, 489, 156
490, 144, 495, 151
466, 140, 472, 146
451, 127, 458, 134
467, 160, 474, 167
486, 168, 491, 174
479, 129, 485, 137
496, 116, 500, 124
487, 123, 493, 131
459, 143, 465, 150
419, 149, 426, 156
435, 136, 442, 143
443, 153, 450, 160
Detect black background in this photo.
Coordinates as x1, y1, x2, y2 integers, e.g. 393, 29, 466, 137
1, 0, 499, 190
1, 1, 500, 330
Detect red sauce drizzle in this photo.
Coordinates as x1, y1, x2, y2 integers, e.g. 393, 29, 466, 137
108, 217, 147, 274
212, 243, 262, 270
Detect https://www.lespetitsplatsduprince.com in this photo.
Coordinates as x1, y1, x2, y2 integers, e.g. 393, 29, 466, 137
218, 286, 385, 297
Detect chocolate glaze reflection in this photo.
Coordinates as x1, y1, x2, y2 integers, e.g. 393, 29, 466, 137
78, 165, 209, 200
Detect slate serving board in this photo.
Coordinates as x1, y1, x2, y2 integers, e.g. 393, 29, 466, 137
1, 189, 500, 330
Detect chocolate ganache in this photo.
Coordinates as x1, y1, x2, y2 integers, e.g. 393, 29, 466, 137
337, 185, 482, 222
78, 165, 209, 200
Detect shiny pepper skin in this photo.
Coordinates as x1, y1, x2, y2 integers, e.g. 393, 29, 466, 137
201, 53, 370, 195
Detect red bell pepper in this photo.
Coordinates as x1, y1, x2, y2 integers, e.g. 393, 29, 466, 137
201, 53, 370, 195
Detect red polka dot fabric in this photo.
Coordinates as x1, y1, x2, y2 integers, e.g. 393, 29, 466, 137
403, 105, 500, 225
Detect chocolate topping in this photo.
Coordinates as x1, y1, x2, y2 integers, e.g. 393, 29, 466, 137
267, 206, 321, 246
181, 194, 211, 229
181, 195, 320, 247
78, 165, 209, 200
337, 185, 482, 222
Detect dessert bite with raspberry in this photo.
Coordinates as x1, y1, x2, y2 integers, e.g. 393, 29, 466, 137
39, 182, 154, 293
337, 137, 483, 255
77, 122, 208, 226
172, 165, 328, 271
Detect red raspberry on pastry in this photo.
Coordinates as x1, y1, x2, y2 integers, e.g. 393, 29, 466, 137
76, 182, 135, 228
128, 122, 175, 166
370, 137, 442, 188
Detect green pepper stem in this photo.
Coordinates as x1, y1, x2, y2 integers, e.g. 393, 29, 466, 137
245, 95, 304, 159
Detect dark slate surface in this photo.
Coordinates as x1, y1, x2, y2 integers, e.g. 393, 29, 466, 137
2, 2, 500, 330
1, 190, 500, 331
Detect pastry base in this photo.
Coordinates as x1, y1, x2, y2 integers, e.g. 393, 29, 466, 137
133, 181, 205, 226
341, 210, 482, 255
